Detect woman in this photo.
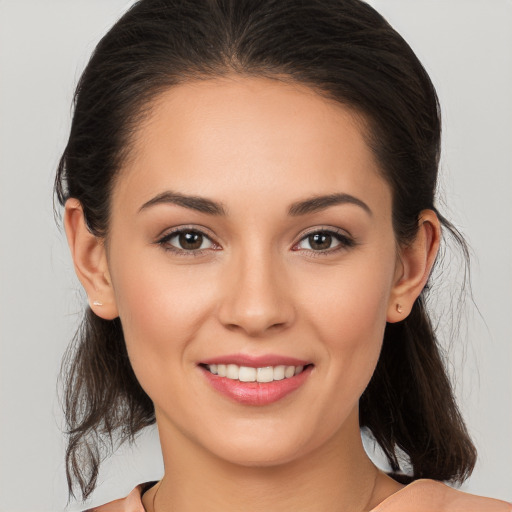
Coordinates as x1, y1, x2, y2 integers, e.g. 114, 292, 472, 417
55, 0, 511, 510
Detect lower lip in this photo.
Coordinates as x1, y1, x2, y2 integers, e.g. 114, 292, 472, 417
200, 365, 313, 406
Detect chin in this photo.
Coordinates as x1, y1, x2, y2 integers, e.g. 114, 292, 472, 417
212, 442, 306, 468
198, 421, 328, 469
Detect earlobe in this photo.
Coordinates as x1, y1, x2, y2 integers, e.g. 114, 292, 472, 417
64, 198, 119, 320
387, 210, 441, 323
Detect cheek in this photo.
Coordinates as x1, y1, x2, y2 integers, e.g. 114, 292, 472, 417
108, 248, 217, 377
301, 251, 395, 392
305, 255, 393, 339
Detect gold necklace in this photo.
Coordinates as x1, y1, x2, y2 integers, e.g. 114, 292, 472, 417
149, 468, 380, 511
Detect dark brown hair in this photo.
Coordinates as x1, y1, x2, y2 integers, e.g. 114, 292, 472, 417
55, 0, 476, 500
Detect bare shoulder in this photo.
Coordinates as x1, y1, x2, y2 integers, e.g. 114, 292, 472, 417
85, 485, 145, 512
437, 482, 512, 512
85, 479, 511, 512
374, 479, 512, 512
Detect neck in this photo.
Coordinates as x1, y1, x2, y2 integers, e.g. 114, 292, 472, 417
145, 409, 400, 512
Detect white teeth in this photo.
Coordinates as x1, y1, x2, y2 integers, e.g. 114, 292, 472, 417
239, 366, 256, 382
273, 365, 285, 380
205, 363, 308, 382
226, 364, 239, 379
257, 366, 274, 383
284, 366, 295, 378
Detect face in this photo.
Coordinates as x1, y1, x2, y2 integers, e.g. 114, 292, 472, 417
106, 76, 400, 466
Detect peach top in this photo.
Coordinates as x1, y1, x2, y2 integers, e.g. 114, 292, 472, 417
87, 479, 512, 512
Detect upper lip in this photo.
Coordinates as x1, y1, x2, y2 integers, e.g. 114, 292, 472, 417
199, 354, 312, 368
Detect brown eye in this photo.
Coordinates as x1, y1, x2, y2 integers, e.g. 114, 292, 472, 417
178, 231, 204, 250
308, 233, 333, 251
160, 229, 214, 252
295, 229, 354, 253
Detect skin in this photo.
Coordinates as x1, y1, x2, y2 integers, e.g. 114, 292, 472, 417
65, 76, 440, 511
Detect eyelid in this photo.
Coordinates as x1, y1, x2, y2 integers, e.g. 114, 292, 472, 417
155, 224, 356, 257
298, 225, 353, 239
155, 225, 221, 255
155, 223, 217, 240
292, 226, 356, 254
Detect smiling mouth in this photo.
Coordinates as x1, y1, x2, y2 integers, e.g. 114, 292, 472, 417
200, 363, 312, 383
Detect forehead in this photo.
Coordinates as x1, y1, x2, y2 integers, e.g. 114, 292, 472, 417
114, 76, 390, 215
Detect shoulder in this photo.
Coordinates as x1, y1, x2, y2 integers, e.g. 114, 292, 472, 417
85, 479, 511, 512
374, 479, 512, 512
85, 483, 152, 512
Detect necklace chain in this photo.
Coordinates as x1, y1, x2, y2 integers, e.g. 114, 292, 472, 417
147, 468, 380, 512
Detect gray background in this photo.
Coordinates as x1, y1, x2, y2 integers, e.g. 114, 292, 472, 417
0, 1, 511, 510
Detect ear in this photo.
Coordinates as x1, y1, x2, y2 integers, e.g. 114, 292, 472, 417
387, 209, 441, 323
64, 198, 119, 320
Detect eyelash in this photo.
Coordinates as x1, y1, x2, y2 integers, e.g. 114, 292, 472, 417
293, 228, 356, 257
156, 226, 356, 257
156, 226, 219, 257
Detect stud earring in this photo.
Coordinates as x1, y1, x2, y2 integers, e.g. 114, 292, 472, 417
396, 303, 403, 314
93, 300, 103, 307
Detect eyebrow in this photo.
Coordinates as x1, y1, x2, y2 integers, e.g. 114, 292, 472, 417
288, 193, 372, 217
138, 190, 372, 217
139, 191, 227, 215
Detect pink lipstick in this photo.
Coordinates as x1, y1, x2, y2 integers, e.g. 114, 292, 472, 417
198, 354, 313, 406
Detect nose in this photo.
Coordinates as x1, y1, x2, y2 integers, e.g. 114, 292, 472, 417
216, 248, 296, 337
